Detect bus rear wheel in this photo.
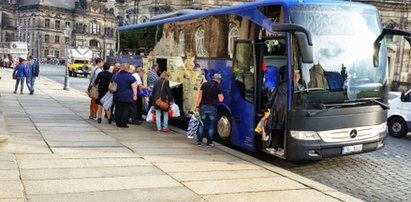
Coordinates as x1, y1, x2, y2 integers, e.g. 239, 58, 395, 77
215, 110, 231, 145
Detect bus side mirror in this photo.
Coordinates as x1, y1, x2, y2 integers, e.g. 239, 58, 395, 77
272, 23, 314, 64
374, 29, 411, 67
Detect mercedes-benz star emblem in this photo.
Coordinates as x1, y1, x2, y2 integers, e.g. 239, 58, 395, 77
350, 129, 358, 138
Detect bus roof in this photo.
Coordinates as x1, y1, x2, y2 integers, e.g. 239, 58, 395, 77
117, 0, 375, 32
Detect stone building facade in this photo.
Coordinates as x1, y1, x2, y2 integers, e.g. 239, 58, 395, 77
0, 0, 117, 61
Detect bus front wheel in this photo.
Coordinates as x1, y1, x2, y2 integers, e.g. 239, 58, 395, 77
216, 110, 231, 145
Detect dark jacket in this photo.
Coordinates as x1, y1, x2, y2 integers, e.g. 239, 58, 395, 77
95, 70, 113, 100
267, 83, 287, 130
151, 79, 173, 109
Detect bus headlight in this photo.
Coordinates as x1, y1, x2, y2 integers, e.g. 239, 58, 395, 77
290, 131, 321, 140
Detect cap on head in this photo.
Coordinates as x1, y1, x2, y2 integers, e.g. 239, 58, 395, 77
213, 73, 222, 80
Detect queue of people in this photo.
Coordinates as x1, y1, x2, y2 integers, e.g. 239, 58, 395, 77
87, 61, 225, 148
11, 56, 40, 95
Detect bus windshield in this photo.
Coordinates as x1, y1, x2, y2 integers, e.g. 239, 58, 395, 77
289, 4, 387, 106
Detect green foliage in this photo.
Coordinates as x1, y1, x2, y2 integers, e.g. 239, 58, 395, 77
119, 26, 162, 55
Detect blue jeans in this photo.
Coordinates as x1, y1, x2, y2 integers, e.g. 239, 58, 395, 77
26, 77, 36, 92
197, 105, 217, 144
155, 109, 169, 130
14, 77, 25, 93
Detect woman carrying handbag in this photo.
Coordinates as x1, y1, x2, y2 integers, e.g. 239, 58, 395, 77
151, 71, 174, 133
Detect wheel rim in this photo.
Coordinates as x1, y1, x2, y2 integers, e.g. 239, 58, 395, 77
392, 122, 402, 133
217, 116, 231, 138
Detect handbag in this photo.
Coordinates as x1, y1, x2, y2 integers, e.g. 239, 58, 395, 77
87, 84, 99, 99
154, 80, 169, 110
109, 74, 118, 93
12, 72, 17, 80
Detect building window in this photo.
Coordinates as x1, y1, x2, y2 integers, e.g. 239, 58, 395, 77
45, 19, 50, 28
55, 36, 60, 43
32, 18, 35, 26
44, 49, 49, 57
65, 22, 71, 28
90, 39, 99, 48
55, 20, 60, 29
28, 19, 31, 26
23, 19, 26, 25
45, 34, 49, 43
90, 21, 100, 34
178, 31, 185, 57
54, 50, 60, 58
228, 23, 240, 58
195, 26, 208, 57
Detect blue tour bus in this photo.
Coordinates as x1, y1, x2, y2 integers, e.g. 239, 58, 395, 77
117, 0, 411, 160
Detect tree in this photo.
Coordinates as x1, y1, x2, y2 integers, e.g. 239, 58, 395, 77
119, 25, 163, 55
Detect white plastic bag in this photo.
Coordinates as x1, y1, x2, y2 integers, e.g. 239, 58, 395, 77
146, 106, 156, 122
100, 92, 113, 112
170, 104, 180, 118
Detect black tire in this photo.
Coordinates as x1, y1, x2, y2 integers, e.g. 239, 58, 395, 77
215, 110, 232, 145
84, 74, 88, 78
73, 72, 77, 77
388, 117, 408, 138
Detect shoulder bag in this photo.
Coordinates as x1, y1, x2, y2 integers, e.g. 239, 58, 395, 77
87, 68, 99, 99
154, 80, 169, 110
109, 74, 118, 93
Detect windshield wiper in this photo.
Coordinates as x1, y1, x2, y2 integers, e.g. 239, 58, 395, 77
295, 88, 326, 93
306, 104, 340, 117
345, 98, 390, 110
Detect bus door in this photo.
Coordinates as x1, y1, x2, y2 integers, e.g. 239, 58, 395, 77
256, 38, 288, 158
231, 40, 257, 150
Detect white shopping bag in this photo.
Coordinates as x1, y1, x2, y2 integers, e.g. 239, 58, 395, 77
146, 106, 156, 122
100, 92, 113, 112
170, 104, 180, 118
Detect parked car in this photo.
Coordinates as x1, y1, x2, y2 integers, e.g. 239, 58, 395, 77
387, 90, 411, 138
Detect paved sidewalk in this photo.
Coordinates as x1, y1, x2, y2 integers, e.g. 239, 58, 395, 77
0, 69, 361, 202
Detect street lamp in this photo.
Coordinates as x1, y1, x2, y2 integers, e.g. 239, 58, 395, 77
63, 25, 72, 90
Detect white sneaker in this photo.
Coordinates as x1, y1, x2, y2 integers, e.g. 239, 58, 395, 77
266, 148, 277, 154
276, 148, 285, 156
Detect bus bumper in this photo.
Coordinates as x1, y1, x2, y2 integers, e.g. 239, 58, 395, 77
286, 131, 387, 161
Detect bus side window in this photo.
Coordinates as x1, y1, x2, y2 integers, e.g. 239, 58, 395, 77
233, 42, 255, 103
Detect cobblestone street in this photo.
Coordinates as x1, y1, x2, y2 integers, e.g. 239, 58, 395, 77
266, 135, 411, 201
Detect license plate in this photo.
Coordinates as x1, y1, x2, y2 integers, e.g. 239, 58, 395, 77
342, 144, 363, 154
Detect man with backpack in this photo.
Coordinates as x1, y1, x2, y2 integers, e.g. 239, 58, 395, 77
25, 56, 40, 95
